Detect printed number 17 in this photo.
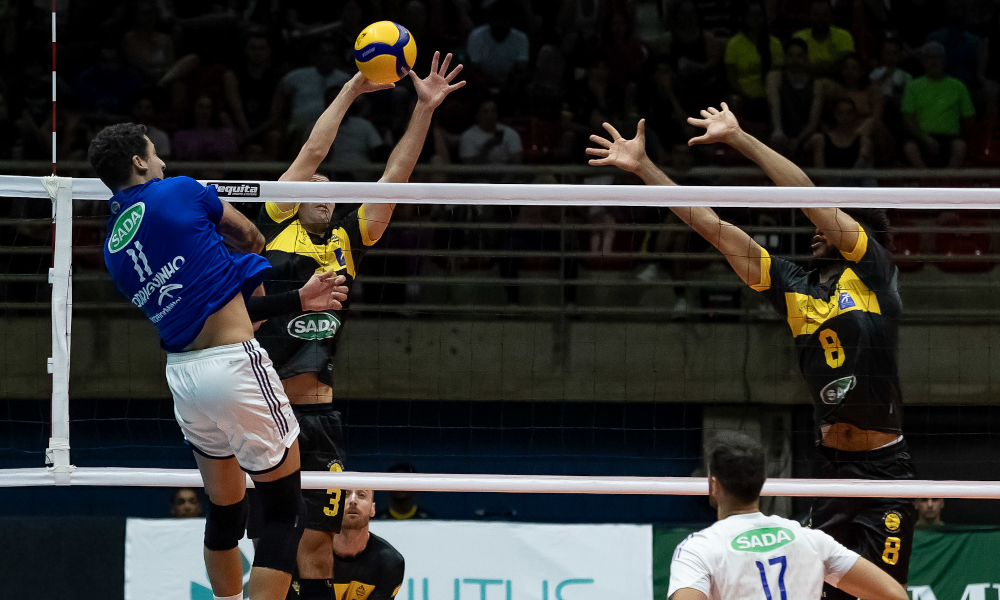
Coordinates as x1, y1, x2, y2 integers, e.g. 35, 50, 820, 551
756, 556, 788, 600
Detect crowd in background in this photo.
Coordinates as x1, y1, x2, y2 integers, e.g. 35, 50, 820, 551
1, 0, 999, 172
3, 0, 1000, 308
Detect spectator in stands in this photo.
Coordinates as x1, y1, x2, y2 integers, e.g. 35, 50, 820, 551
171, 94, 240, 161
914, 498, 945, 529
640, 61, 694, 160
870, 35, 913, 141
724, 2, 782, 126
831, 53, 884, 130
807, 97, 873, 169
274, 38, 352, 141
525, 44, 568, 120
459, 99, 523, 164
557, 0, 605, 58
925, 0, 999, 130
466, 1, 530, 95
902, 42, 975, 168
768, 38, 823, 159
122, 1, 175, 83
170, 488, 203, 518
131, 95, 171, 159
598, 5, 647, 90
376, 463, 433, 520
793, 0, 855, 78
233, 32, 280, 137
665, 0, 724, 115
74, 45, 146, 122
574, 58, 624, 128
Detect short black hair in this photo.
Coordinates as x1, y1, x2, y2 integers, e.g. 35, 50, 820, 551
709, 432, 766, 504
88, 123, 149, 191
784, 38, 808, 54
843, 208, 893, 251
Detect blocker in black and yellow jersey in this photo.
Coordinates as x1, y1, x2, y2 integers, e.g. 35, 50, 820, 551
585, 102, 914, 600
289, 489, 405, 600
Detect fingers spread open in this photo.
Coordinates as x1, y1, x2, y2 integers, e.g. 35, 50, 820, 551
688, 134, 709, 146
588, 158, 611, 166
700, 109, 712, 119
687, 116, 707, 127
602, 122, 623, 140
445, 63, 464, 82
707, 106, 720, 115
720, 101, 730, 112
430, 50, 440, 74
440, 52, 453, 75
586, 147, 610, 157
589, 134, 612, 149
449, 80, 467, 91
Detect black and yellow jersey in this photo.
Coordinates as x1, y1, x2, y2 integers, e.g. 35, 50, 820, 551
289, 533, 405, 600
255, 202, 378, 382
754, 225, 903, 437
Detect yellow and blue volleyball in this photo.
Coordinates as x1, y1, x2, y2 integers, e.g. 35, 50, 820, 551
354, 21, 417, 84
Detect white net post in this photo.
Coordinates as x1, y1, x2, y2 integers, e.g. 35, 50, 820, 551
44, 175, 73, 481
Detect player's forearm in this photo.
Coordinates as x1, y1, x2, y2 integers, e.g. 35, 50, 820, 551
381, 103, 435, 183
218, 201, 266, 254
281, 86, 361, 181
727, 129, 815, 187
800, 207, 860, 252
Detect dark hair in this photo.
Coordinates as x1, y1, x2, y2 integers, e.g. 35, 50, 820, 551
838, 52, 869, 90
784, 38, 808, 55
741, 2, 772, 80
88, 123, 149, 191
843, 208, 894, 251
709, 432, 766, 504
388, 462, 415, 473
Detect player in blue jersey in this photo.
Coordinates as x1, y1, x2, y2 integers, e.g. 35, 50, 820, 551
89, 123, 344, 600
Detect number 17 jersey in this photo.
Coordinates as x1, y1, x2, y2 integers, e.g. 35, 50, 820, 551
668, 513, 859, 600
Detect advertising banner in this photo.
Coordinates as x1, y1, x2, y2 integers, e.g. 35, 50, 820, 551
125, 519, 652, 600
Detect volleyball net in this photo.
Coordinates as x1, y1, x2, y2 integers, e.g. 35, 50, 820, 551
2, 173, 1000, 517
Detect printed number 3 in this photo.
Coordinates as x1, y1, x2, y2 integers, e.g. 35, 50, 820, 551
819, 329, 846, 369
882, 537, 901, 566
756, 556, 788, 600
323, 462, 343, 517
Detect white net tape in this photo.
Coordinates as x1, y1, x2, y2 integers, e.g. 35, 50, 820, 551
4, 174, 999, 499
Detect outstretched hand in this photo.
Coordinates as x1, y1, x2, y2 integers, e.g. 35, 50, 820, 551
410, 51, 467, 109
686, 102, 741, 146
299, 271, 350, 312
347, 71, 396, 96
586, 120, 649, 173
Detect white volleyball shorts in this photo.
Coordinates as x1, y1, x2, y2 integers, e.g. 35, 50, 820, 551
166, 339, 299, 474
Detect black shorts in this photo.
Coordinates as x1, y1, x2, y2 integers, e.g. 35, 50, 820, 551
247, 403, 347, 538
812, 440, 916, 600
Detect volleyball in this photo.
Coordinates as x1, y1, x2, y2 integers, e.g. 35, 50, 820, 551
354, 21, 417, 84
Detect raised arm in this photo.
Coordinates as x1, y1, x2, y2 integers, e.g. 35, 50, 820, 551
688, 102, 862, 255
587, 120, 766, 289
362, 51, 467, 243
273, 73, 395, 213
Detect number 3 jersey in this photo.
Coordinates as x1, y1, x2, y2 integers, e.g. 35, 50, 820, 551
103, 177, 270, 352
255, 202, 378, 382
753, 225, 903, 437
668, 512, 859, 600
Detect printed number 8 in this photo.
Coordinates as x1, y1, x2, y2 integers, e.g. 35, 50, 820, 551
819, 329, 845, 368
882, 537, 901, 565
324, 462, 343, 517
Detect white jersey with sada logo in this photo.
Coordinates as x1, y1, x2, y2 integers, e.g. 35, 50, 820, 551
668, 512, 859, 600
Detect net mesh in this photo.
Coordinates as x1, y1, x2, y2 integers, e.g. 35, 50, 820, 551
2, 174, 1000, 524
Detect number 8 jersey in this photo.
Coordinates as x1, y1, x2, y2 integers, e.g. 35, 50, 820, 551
753, 225, 903, 438
668, 512, 859, 600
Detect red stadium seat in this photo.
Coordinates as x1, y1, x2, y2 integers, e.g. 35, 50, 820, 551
935, 213, 994, 274
892, 218, 924, 273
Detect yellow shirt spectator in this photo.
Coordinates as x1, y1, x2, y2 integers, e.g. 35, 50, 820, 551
793, 27, 855, 76
725, 33, 784, 99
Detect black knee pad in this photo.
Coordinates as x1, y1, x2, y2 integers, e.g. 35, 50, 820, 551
252, 469, 306, 574
204, 495, 249, 551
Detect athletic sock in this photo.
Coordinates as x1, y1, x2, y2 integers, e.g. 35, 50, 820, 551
299, 578, 334, 599
214, 593, 243, 600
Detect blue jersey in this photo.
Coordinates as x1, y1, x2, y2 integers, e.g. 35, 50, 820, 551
103, 177, 270, 352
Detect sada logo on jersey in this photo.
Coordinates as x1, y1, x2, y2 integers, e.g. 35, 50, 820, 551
730, 527, 796, 553
108, 202, 145, 254
288, 312, 341, 340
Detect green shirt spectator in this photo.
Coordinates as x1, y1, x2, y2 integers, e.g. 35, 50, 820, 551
793, 1, 855, 77
901, 75, 975, 136
725, 33, 784, 99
